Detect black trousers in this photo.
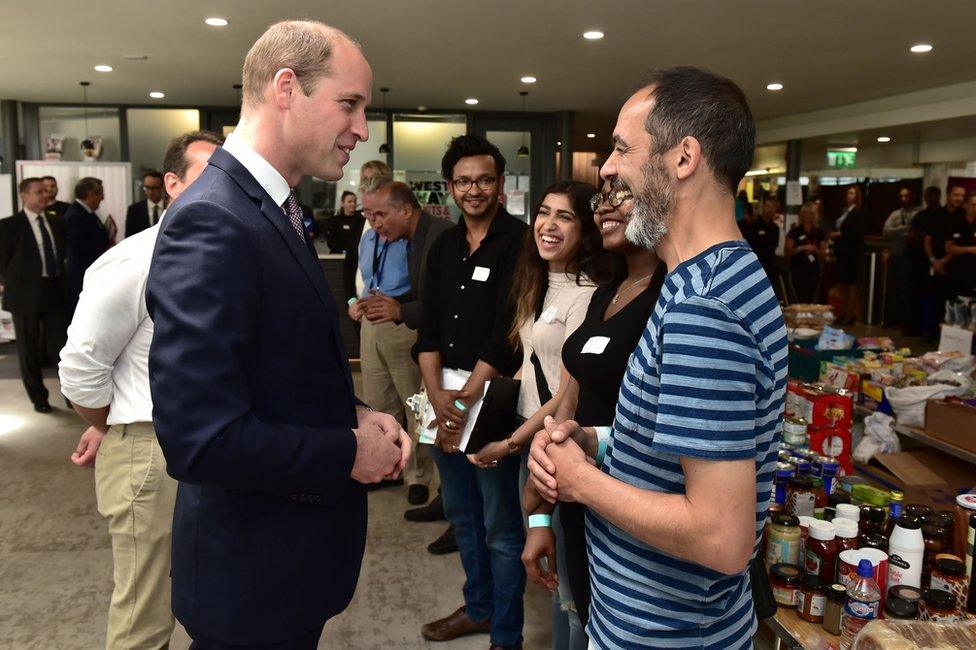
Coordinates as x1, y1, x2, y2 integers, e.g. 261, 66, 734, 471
11, 279, 68, 406
187, 624, 325, 650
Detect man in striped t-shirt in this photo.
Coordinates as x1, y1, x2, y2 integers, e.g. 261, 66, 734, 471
528, 67, 787, 648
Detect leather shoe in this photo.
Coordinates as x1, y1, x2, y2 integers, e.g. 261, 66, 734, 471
366, 477, 404, 492
427, 525, 458, 555
421, 606, 489, 642
489, 644, 523, 650
405, 493, 445, 522
407, 484, 429, 505
34, 401, 52, 413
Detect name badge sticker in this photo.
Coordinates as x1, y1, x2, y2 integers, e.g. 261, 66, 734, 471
472, 266, 491, 281
808, 254, 817, 264
581, 336, 611, 355
540, 306, 558, 323
342, 224, 351, 230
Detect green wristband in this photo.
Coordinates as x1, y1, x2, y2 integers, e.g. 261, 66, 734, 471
453, 399, 468, 411
528, 514, 552, 528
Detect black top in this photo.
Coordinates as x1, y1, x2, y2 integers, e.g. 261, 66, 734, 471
947, 216, 976, 294
785, 225, 824, 273
561, 269, 663, 426
44, 200, 71, 219
325, 211, 364, 254
744, 219, 780, 278
924, 206, 965, 259
414, 207, 527, 374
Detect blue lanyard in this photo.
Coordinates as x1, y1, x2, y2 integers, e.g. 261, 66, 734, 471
370, 235, 390, 290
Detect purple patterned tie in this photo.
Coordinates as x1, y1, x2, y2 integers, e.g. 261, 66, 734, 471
281, 190, 307, 243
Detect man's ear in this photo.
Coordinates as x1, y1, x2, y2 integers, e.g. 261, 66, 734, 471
272, 68, 299, 109
674, 136, 702, 182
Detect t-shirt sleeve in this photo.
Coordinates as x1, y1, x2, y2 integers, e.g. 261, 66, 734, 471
651, 295, 760, 461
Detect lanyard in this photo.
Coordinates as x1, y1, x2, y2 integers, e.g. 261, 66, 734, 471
370, 234, 390, 290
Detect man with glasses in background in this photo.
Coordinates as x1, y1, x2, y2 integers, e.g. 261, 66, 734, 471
414, 135, 527, 649
125, 171, 167, 237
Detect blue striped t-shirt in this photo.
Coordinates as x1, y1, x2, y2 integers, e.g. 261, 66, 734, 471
586, 241, 788, 649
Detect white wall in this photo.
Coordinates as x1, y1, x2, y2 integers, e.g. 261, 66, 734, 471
127, 108, 200, 176
37, 107, 121, 161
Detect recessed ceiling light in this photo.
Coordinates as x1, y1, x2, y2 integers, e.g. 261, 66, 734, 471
520, 75, 537, 84
205, 17, 229, 27
877, 136, 891, 143
766, 82, 784, 91
583, 30, 604, 40
94, 65, 113, 73
586, 133, 596, 139
149, 91, 165, 99
465, 98, 479, 105
910, 43, 933, 54
556, 141, 562, 146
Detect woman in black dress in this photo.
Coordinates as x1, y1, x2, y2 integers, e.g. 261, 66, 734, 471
828, 185, 865, 324
521, 182, 664, 646
785, 202, 825, 303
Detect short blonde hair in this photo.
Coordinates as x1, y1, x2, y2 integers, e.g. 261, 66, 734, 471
799, 202, 818, 220
241, 20, 354, 113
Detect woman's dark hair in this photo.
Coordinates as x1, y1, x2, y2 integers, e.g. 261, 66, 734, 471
507, 181, 613, 347
441, 134, 506, 181
340, 191, 356, 202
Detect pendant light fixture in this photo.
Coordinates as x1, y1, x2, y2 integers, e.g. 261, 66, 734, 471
79, 81, 93, 151
517, 91, 529, 158
378, 87, 391, 154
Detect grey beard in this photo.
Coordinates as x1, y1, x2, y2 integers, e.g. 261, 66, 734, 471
625, 160, 673, 250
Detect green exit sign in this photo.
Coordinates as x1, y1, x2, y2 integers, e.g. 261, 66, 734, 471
827, 150, 857, 168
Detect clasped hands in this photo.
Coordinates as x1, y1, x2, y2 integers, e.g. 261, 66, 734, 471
349, 291, 401, 324
427, 383, 483, 453
351, 407, 412, 484
527, 416, 596, 504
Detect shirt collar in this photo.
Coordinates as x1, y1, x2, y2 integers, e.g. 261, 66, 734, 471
458, 205, 515, 238
222, 132, 291, 207
25, 207, 43, 220
147, 198, 164, 210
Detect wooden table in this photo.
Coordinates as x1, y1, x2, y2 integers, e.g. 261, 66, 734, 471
762, 606, 841, 650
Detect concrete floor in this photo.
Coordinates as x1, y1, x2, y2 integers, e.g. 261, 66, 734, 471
0, 344, 551, 649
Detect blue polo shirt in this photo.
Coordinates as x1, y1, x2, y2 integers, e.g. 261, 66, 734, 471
358, 228, 410, 298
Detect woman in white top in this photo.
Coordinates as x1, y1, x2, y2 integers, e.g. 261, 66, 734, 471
470, 180, 610, 649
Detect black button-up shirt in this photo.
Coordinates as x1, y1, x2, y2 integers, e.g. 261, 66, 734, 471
414, 207, 527, 375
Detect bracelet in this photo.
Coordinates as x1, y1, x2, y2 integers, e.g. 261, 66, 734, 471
347, 297, 358, 306
453, 399, 468, 411
528, 514, 552, 528
595, 426, 612, 466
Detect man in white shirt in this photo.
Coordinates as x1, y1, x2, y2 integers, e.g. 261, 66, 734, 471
883, 186, 921, 327
59, 130, 223, 650
0, 177, 68, 412
125, 171, 167, 237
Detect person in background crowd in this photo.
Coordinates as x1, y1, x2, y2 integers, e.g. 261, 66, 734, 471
63, 176, 109, 315
0, 177, 68, 413
520, 181, 665, 650
59, 129, 222, 650
923, 184, 965, 338
363, 178, 451, 507
469, 179, 609, 650
734, 189, 749, 223
945, 191, 976, 299
415, 135, 527, 649
146, 21, 410, 648
41, 176, 72, 217
528, 66, 787, 649
325, 190, 363, 253
785, 201, 825, 303
125, 171, 166, 237
827, 185, 865, 325
882, 186, 920, 327
345, 160, 391, 304
904, 186, 942, 336
744, 196, 781, 292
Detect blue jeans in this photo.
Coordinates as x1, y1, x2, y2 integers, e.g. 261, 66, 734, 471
551, 597, 588, 650
432, 447, 526, 647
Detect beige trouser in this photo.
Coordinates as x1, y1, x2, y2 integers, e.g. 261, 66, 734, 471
95, 423, 177, 650
360, 318, 436, 489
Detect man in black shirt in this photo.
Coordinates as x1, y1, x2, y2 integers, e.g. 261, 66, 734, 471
923, 185, 965, 338
905, 186, 941, 335
414, 135, 527, 649
946, 192, 976, 299
745, 196, 781, 292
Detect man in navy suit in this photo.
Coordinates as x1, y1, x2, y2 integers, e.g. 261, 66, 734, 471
124, 170, 166, 237
146, 20, 410, 649
63, 176, 109, 314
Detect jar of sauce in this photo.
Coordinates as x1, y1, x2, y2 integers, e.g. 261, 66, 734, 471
953, 493, 976, 564
903, 504, 933, 520
811, 477, 827, 520
822, 583, 847, 635
766, 513, 801, 567
918, 588, 961, 622
860, 533, 888, 554
833, 517, 859, 560
921, 524, 948, 587
835, 503, 860, 523
930, 557, 968, 612
787, 476, 816, 518
797, 574, 827, 623
770, 563, 801, 608
805, 520, 837, 584
888, 584, 922, 607
773, 462, 795, 506
798, 516, 816, 559
859, 506, 887, 541
884, 595, 918, 620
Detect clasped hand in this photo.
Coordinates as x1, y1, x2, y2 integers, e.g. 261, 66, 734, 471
429, 382, 483, 453
350, 408, 412, 484
526, 416, 594, 504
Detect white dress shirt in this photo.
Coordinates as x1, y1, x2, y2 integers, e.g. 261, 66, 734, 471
59, 223, 161, 425
222, 132, 291, 207
24, 208, 58, 277
146, 199, 165, 226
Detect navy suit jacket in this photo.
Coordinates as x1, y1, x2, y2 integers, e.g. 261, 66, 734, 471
146, 147, 366, 644
63, 202, 109, 312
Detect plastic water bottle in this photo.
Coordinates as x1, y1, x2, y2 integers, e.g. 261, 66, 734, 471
840, 559, 881, 650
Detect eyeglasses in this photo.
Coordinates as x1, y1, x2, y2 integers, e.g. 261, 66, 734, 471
452, 176, 497, 192
589, 188, 633, 213
142, 185, 162, 191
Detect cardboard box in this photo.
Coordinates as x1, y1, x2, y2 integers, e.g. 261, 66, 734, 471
925, 399, 976, 455
857, 448, 976, 509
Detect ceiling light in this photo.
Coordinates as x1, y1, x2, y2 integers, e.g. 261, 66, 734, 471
877, 136, 891, 143
586, 133, 596, 139
94, 65, 113, 73
583, 30, 604, 40
556, 141, 562, 146
766, 82, 784, 91
910, 43, 933, 54
205, 17, 229, 27
520, 76, 537, 84
465, 98, 479, 105
149, 91, 165, 99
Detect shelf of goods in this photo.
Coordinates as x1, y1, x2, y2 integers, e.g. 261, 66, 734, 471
764, 606, 838, 649
853, 405, 976, 467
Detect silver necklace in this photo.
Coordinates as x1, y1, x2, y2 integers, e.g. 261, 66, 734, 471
612, 273, 652, 304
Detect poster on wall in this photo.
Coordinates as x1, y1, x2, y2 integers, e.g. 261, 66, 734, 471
44, 134, 65, 160
402, 171, 459, 222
